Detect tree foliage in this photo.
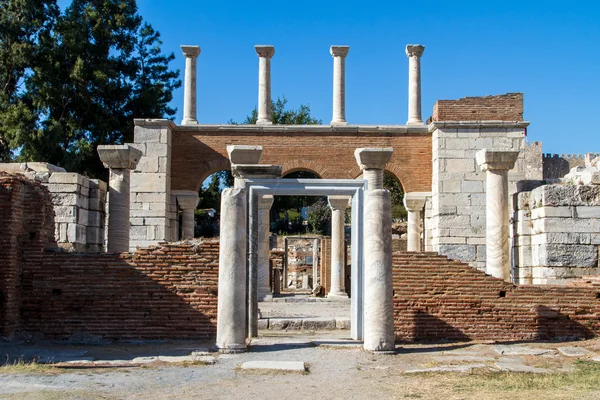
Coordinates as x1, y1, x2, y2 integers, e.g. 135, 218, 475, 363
0, 0, 180, 178
383, 171, 407, 220
231, 96, 321, 125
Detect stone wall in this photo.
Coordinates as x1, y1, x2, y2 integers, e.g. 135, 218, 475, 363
393, 252, 600, 342
20, 241, 219, 340
543, 153, 600, 180
512, 184, 600, 284
431, 93, 524, 122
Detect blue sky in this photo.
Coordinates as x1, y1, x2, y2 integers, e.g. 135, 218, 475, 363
75, 1, 600, 155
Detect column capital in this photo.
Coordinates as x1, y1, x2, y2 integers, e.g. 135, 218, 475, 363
173, 190, 199, 210
181, 45, 201, 58
354, 147, 393, 171
328, 195, 350, 210
405, 44, 425, 58
403, 191, 431, 211
330, 45, 350, 58
255, 45, 275, 58
97, 144, 142, 170
476, 149, 519, 172
227, 145, 263, 164
258, 194, 274, 210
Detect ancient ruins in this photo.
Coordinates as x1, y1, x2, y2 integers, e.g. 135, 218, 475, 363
2, 43, 600, 351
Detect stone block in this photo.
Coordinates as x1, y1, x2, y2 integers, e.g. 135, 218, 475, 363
532, 244, 598, 267
130, 225, 147, 240
592, 234, 600, 245
67, 223, 87, 244
470, 193, 486, 206
532, 218, 600, 234
77, 208, 89, 225
87, 210, 104, 227
438, 244, 476, 262
55, 223, 67, 242
89, 179, 107, 192
158, 156, 170, 173
86, 226, 104, 245
45, 183, 81, 194
136, 192, 169, 203
145, 143, 169, 157
88, 198, 105, 211
444, 138, 471, 150
445, 158, 475, 173
54, 205, 78, 223
438, 149, 465, 158
476, 245, 486, 261
450, 227, 483, 238
136, 156, 159, 173
437, 215, 471, 229
130, 173, 167, 193
134, 126, 162, 143
461, 180, 483, 193
442, 180, 461, 193
469, 137, 493, 149
491, 137, 514, 148
576, 206, 600, 218
531, 232, 591, 245
48, 172, 88, 187
530, 206, 573, 219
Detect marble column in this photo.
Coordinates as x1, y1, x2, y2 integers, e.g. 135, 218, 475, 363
255, 45, 275, 125
97, 144, 142, 253
181, 45, 201, 125
405, 45, 425, 125
475, 149, 520, 281
328, 196, 350, 298
330, 45, 350, 125
258, 195, 274, 301
174, 190, 199, 240
312, 238, 319, 287
355, 147, 395, 352
216, 188, 247, 353
403, 192, 430, 252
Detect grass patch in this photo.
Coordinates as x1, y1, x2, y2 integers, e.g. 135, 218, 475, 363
0, 359, 59, 375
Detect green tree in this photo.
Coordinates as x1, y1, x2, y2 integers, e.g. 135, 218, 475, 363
0, 0, 180, 177
231, 96, 321, 125
383, 171, 407, 220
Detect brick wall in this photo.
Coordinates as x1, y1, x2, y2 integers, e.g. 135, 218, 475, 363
20, 241, 219, 340
394, 252, 600, 342
0, 173, 55, 338
432, 93, 524, 122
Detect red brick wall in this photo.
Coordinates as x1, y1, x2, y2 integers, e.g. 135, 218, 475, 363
0, 173, 54, 338
20, 242, 219, 340
171, 128, 432, 194
394, 252, 600, 342
432, 93, 524, 122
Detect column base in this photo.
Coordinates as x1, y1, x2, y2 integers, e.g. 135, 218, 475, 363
181, 118, 198, 125
256, 119, 273, 125
406, 119, 424, 125
327, 291, 349, 299
258, 292, 273, 302
331, 120, 348, 126
217, 344, 247, 354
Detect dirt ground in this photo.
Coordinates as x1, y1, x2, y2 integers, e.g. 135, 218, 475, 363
2, 331, 600, 400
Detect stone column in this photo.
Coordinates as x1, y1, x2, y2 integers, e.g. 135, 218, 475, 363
97, 144, 142, 253
330, 45, 350, 125
216, 188, 247, 353
312, 238, 319, 287
476, 149, 520, 281
255, 45, 275, 125
181, 45, 201, 125
405, 45, 425, 125
328, 196, 350, 298
173, 190, 199, 240
258, 195, 274, 301
355, 147, 395, 352
403, 192, 430, 252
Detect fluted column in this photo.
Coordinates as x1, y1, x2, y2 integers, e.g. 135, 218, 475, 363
255, 45, 275, 125
355, 147, 394, 352
181, 45, 201, 125
403, 192, 430, 252
330, 45, 350, 125
405, 45, 425, 125
328, 196, 350, 298
258, 195, 274, 301
476, 149, 519, 281
174, 190, 199, 240
97, 145, 142, 253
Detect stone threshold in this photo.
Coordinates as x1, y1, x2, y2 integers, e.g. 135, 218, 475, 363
258, 317, 350, 330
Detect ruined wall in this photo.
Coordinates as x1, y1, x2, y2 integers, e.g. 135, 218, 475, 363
543, 153, 600, 180
0, 173, 55, 338
20, 241, 219, 340
394, 252, 600, 342
431, 93, 524, 122
512, 184, 600, 284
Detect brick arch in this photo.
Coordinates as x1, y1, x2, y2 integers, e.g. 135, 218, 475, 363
384, 166, 407, 192
187, 157, 231, 192
281, 160, 327, 179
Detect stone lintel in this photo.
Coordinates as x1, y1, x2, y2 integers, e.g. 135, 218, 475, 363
133, 119, 177, 130
258, 194, 274, 209
330, 45, 350, 57
354, 148, 393, 170
173, 190, 199, 210
231, 164, 282, 180
227, 145, 263, 164
181, 45, 201, 58
174, 124, 430, 135
403, 191, 431, 211
255, 45, 275, 58
97, 144, 142, 170
405, 44, 425, 58
476, 149, 520, 172
328, 195, 350, 210
428, 120, 531, 133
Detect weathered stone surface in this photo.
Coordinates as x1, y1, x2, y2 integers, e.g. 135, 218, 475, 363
240, 361, 306, 372
557, 346, 592, 357
404, 364, 488, 373
495, 362, 550, 373
493, 345, 554, 356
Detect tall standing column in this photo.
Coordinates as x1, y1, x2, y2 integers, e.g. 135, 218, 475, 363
403, 192, 430, 252
258, 195, 274, 301
216, 188, 247, 353
476, 149, 519, 281
405, 44, 425, 125
328, 196, 350, 298
173, 190, 199, 240
330, 45, 350, 125
255, 45, 275, 125
355, 147, 394, 352
312, 238, 319, 287
181, 45, 201, 125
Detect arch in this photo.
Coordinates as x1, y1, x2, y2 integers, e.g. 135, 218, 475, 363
190, 157, 231, 192
281, 160, 327, 178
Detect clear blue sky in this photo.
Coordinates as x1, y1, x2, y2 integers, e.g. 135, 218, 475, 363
74, 1, 600, 155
